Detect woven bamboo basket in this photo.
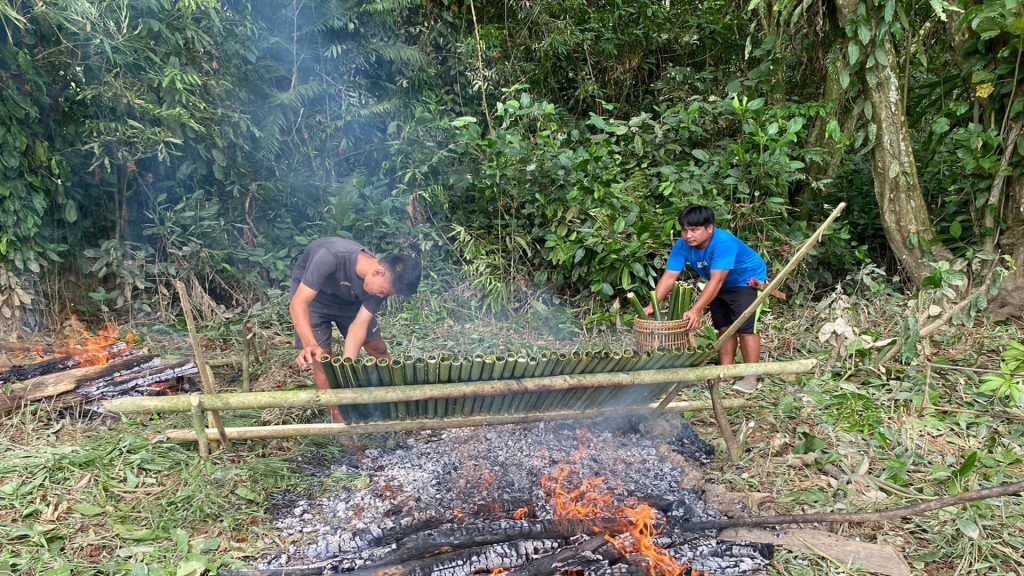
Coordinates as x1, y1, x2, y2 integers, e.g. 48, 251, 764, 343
633, 317, 696, 352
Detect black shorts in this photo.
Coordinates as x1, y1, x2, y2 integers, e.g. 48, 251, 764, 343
294, 300, 382, 351
709, 287, 761, 334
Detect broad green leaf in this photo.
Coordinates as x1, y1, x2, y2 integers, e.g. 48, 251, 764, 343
956, 516, 980, 539
950, 220, 962, 238
847, 42, 860, 65
692, 149, 710, 162
71, 503, 105, 516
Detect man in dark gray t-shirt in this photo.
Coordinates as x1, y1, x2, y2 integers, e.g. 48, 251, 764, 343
289, 237, 421, 423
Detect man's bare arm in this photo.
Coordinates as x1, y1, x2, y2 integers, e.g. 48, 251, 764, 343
289, 283, 324, 369
342, 306, 376, 360
683, 269, 729, 329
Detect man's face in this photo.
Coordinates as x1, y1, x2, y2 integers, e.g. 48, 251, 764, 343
364, 267, 394, 297
682, 224, 714, 249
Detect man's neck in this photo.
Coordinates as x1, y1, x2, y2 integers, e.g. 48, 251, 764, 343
355, 251, 377, 280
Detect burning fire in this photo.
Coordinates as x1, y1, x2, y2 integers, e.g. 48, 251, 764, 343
58, 315, 129, 366
541, 464, 691, 576
512, 506, 530, 520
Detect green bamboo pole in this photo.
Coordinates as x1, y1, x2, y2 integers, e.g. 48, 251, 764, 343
535, 352, 567, 412
376, 358, 396, 421
575, 351, 611, 409
626, 292, 647, 320
544, 351, 582, 411
514, 356, 540, 413
682, 284, 693, 313
163, 398, 756, 442
436, 356, 452, 419
714, 202, 847, 352
390, 358, 408, 420
474, 355, 497, 415
106, 359, 816, 415
592, 350, 625, 407
341, 357, 359, 422
451, 356, 471, 417
412, 357, 426, 419
469, 353, 485, 380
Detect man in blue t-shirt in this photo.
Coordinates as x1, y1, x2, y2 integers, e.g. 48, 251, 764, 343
645, 205, 768, 392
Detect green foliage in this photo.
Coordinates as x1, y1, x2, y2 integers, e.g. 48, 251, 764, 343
416, 88, 831, 309
979, 341, 1024, 407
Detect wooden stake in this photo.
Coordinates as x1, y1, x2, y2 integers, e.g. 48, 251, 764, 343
154, 399, 754, 442
106, 359, 816, 414
708, 378, 741, 462
241, 321, 253, 393
175, 280, 230, 451
190, 394, 209, 458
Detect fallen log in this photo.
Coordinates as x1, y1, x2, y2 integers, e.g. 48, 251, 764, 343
0, 353, 157, 412
0, 342, 128, 385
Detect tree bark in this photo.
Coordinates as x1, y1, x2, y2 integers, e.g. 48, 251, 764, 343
991, 173, 1024, 320
835, 0, 950, 287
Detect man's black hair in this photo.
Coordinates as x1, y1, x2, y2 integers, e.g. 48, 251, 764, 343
379, 254, 422, 298
678, 205, 715, 228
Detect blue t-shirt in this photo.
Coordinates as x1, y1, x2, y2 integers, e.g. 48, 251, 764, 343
666, 229, 767, 289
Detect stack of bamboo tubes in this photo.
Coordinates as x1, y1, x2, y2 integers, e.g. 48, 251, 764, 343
319, 347, 713, 423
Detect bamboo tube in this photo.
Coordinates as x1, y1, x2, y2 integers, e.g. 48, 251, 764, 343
108, 359, 815, 414
329, 356, 354, 422
669, 283, 681, 321
542, 351, 582, 411
341, 357, 359, 422
493, 355, 512, 415
473, 355, 496, 415
452, 357, 471, 418
412, 357, 428, 419
175, 280, 229, 451
162, 398, 756, 442
190, 394, 209, 458
626, 292, 647, 320
390, 358, 407, 420
575, 352, 612, 409
376, 358, 396, 421
425, 355, 439, 418
469, 353, 485, 380
513, 356, 540, 413
650, 290, 663, 321
682, 285, 693, 313
504, 355, 531, 414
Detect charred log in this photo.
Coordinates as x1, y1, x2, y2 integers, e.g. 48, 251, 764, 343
0, 342, 128, 385
378, 519, 623, 566
505, 536, 610, 576
343, 539, 563, 576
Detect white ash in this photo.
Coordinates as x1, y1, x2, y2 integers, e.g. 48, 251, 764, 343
260, 421, 770, 574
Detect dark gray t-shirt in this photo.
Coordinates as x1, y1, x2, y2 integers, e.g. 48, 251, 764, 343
289, 238, 384, 314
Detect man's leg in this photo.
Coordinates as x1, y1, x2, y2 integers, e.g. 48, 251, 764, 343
296, 312, 344, 424
363, 337, 391, 360
717, 329, 739, 365
738, 333, 761, 364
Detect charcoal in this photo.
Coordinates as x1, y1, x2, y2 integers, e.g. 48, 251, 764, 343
669, 422, 716, 465
256, 422, 770, 575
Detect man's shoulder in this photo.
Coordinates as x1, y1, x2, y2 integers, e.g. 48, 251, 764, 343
309, 237, 366, 255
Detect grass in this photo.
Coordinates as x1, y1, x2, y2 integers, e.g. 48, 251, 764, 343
1, 287, 1022, 575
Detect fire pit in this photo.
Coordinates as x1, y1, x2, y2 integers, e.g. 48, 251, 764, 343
254, 420, 772, 575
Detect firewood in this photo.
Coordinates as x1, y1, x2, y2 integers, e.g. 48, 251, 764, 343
0, 342, 128, 385
342, 539, 564, 576
376, 518, 623, 566
505, 535, 610, 576
0, 353, 158, 412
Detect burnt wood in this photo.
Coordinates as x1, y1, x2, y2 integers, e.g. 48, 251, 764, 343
0, 342, 128, 385
343, 539, 563, 576
376, 518, 623, 566
504, 535, 610, 576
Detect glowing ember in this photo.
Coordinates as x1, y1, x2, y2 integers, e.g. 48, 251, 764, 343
541, 463, 691, 576
512, 506, 530, 520
489, 568, 509, 576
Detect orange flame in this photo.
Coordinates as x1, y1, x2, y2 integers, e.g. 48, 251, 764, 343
481, 471, 497, 491
512, 506, 530, 520
489, 569, 509, 576
541, 464, 689, 576
57, 315, 127, 366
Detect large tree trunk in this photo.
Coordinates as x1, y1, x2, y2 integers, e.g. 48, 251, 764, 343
835, 0, 950, 287
991, 174, 1024, 321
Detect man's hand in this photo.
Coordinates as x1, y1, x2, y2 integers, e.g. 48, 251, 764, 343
642, 304, 654, 317
295, 344, 326, 370
682, 308, 703, 330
